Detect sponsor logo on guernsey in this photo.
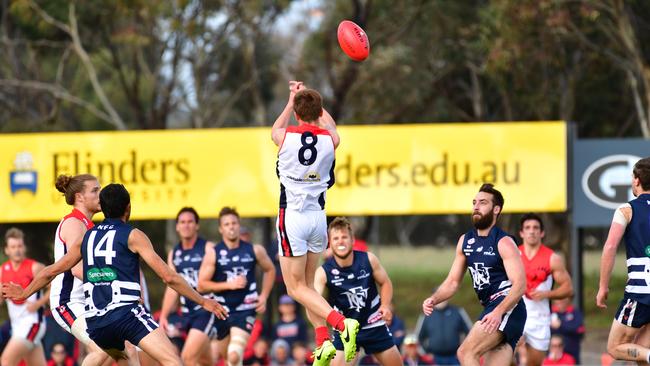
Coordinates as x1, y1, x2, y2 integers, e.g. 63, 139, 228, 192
357, 269, 370, 279
645, 245, 650, 258
331, 268, 340, 275
468, 238, 476, 245
483, 247, 496, 256
86, 268, 117, 283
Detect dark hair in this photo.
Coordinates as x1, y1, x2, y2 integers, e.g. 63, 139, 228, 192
176, 207, 199, 223
4, 227, 25, 247
100, 184, 130, 219
633, 157, 650, 191
293, 89, 322, 122
218, 206, 240, 224
479, 183, 504, 213
328, 217, 353, 236
520, 213, 544, 231
55, 174, 97, 205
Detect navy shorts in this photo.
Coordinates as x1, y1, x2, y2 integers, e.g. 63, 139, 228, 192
479, 297, 526, 351
87, 304, 158, 351
333, 324, 395, 355
214, 311, 256, 340
181, 309, 217, 338
615, 297, 650, 328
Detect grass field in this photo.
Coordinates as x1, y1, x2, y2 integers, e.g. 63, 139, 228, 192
374, 246, 629, 331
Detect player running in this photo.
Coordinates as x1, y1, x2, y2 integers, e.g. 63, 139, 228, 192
314, 217, 402, 366
597, 157, 650, 364
159, 207, 216, 366
197, 207, 275, 366
0, 228, 47, 366
3, 184, 228, 366
518, 213, 573, 366
271, 80, 358, 366
422, 184, 527, 366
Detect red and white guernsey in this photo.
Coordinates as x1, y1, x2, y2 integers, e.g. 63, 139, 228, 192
277, 124, 335, 211
519, 244, 554, 322
1, 258, 41, 321
51, 209, 93, 310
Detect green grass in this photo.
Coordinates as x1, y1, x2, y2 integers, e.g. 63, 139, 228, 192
373, 246, 628, 331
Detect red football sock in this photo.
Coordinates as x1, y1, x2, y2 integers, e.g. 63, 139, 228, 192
315, 326, 330, 347
326, 310, 346, 332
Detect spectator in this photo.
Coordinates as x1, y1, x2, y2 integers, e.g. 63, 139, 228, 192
244, 338, 270, 366
47, 343, 75, 366
551, 297, 584, 364
388, 305, 406, 349
42, 311, 77, 361
291, 342, 310, 366
416, 289, 471, 365
272, 295, 309, 348
542, 335, 575, 365
402, 335, 434, 366
270, 339, 292, 366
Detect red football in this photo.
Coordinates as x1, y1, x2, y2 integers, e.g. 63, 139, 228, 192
337, 20, 370, 61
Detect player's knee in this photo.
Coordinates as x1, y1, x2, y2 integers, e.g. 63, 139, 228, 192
181, 350, 198, 365
227, 337, 246, 366
457, 343, 475, 362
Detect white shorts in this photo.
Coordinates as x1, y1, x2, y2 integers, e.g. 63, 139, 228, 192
276, 208, 327, 256
522, 320, 551, 351
11, 315, 45, 347
51, 302, 93, 346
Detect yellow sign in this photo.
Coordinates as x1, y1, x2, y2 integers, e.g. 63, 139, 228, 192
0, 122, 566, 222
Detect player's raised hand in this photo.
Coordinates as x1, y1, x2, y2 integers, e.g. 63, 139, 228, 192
479, 309, 503, 334
422, 296, 436, 316
596, 287, 609, 308
229, 275, 247, 290
202, 298, 229, 320
289, 80, 303, 95
2, 282, 25, 301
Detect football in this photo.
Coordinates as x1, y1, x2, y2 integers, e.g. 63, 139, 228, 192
337, 20, 370, 61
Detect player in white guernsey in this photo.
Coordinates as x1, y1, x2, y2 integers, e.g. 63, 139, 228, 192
271, 81, 359, 366
597, 157, 650, 364
51, 174, 120, 366
517, 213, 573, 366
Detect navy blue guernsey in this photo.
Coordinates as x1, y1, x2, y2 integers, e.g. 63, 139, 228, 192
623, 194, 650, 305
172, 237, 207, 313
462, 226, 514, 306
322, 251, 384, 329
82, 218, 141, 328
212, 241, 258, 313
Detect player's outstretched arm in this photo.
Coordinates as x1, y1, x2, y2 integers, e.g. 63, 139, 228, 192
319, 109, 340, 148
369, 252, 393, 323
196, 245, 245, 293
253, 244, 276, 313
26, 262, 50, 312
597, 205, 630, 308
271, 80, 303, 146
159, 249, 180, 331
480, 236, 525, 334
422, 235, 467, 316
3, 246, 82, 301
128, 229, 228, 319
